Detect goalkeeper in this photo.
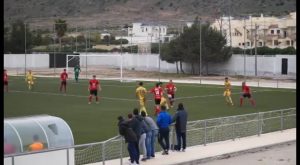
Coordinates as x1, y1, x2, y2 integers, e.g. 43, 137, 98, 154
74, 65, 81, 83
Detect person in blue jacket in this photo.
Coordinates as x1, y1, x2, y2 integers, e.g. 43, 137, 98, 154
156, 105, 172, 155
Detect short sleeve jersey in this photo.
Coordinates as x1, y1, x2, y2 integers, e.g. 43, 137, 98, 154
242, 85, 250, 94
26, 73, 34, 81
4, 73, 8, 82
136, 86, 147, 99
166, 83, 176, 94
89, 79, 99, 90
150, 87, 163, 99
224, 81, 231, 91
60, 72, 68, 81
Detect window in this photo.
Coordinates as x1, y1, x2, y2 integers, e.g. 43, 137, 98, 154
271, 30, 274, 34
258, 42, 263, 46
291, 40, 294, 46
247, 42, 250, 46
277, 30, 280, 34
242, 43, 245, 46
274, 40, 279, 46
286, 41, 290, 46
284, 31, 287, 37
141, 28, 144, 32
145, 28, 147, 32
239, 43, 241, 46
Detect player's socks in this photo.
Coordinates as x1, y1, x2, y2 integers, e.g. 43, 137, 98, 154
96, 96, 99, 102
239, 98, 243, 106
250, 100, 256, 107
228, 97, 234, 106
89, 96, 92, 102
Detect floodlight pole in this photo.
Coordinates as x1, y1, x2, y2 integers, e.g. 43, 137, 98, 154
199, 17, 202, 77
24, 22, 27, 75
243, 18, 246, 79
158, 25, 161, 82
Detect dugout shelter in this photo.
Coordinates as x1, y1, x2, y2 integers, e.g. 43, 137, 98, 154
4, 115, 74, 155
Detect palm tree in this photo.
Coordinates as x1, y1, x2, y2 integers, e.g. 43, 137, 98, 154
54, 19, 67, 52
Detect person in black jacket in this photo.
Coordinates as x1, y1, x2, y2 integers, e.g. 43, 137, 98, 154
172, 103, 188, 152
118, 116, 139, 165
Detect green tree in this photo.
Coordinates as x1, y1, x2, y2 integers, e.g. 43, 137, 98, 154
161, 17, 231, 75
8, 20, 33, 53
55, 19, 67, 52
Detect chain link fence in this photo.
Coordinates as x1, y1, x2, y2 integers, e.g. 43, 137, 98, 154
4, 108, 296, 165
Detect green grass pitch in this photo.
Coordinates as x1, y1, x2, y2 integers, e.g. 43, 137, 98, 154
4, 76, 296, 144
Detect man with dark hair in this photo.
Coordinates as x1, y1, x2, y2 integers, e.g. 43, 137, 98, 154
156, 105, 172, 155
141, 111, 159, 159
118, 116, 139, 165
136, 81, 148, 115
240, 82, 256, 107
3, 69, 8, 92
28, 134, 44, 151
172, 103, 188, 152
88, 75, 101, 104
149, 83, 163, 115
131, 108, 150, 161
60, 69, 68, 93
74, 65, 81, 83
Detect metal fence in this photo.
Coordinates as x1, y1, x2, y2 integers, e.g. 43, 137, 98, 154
4, 108, 296, 165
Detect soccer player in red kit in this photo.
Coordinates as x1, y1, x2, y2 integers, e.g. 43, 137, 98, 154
165, 79, 177, 108
88, 75, 101, 104
60, 69, 68, 93
4, 69, 8, 92
149, 82, 163, 115
240, 82, 256, 107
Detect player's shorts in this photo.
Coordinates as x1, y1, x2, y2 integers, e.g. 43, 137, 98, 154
167, 94, 174, 99
4, 81, 8, 85
75, 73, 79, 77
61, 80, 67, 86
223, 90, 231, 96
242, 93, 251, 98
155, 99, 161, 105
90, 90, 98, 96
139, 98, 146, 107
28, 81, 34, 85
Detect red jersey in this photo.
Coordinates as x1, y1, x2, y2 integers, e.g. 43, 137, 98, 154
60, 72, 68, 81
4, 73, 8, 82
165, 83, 176, 95
150, 87, 163, 99
89, 79, 99, 90
242, 85, 250, 94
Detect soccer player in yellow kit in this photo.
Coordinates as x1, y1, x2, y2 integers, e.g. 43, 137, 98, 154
25, 70, 36, 90
224, 77, 234, 106
136, 82, 148, 115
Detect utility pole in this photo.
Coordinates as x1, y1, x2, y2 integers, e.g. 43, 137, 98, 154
255, 24, 258, 76
243, 18, 246, 78
199, 17, 202, 76
24, 22, 27, 75
158, 25, 161, 82
250, 14, 253, 55
228, 0, 232, 47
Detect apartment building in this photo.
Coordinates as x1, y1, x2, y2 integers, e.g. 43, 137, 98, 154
211, 12, 296, 49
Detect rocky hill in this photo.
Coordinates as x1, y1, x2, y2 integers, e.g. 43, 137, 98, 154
4, 0, 296, 27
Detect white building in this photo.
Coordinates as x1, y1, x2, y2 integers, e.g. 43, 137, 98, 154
116, 22, 174, 44
211, 12, 296, 49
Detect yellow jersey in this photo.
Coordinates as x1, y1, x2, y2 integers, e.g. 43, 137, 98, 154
26, 73, 35, 81
224, 81, 231, 91
160, 96, 169, 109
136, 86, 147, 100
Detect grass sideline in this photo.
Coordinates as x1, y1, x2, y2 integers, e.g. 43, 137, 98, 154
4, 76, 296, 144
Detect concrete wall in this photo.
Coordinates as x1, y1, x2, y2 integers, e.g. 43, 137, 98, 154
4, 53, 296, 78
4, 54, 49, 68
4, 148, 74, 165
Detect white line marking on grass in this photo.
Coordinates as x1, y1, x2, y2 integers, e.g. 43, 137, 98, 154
10, 90, 138, 102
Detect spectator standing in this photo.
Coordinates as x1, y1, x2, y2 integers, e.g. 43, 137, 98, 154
172, 103, 188, 152
141, 111, 159, 159
118, 116, 139, 165
156, 105, 172, 155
